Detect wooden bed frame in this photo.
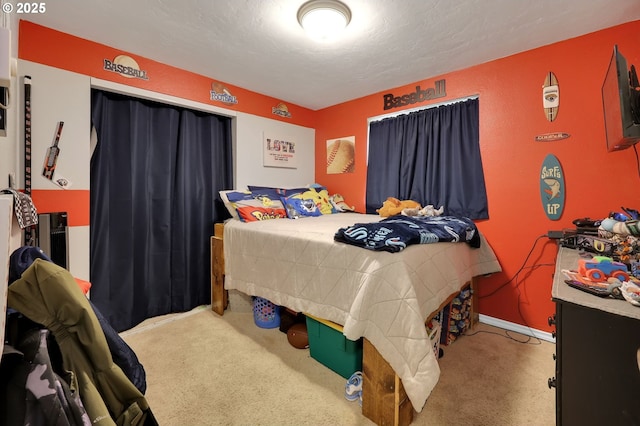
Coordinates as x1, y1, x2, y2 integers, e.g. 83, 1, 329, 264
210, 223, 479, 426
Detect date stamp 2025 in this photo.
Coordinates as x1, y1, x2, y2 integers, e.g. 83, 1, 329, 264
2, 2, 47, 14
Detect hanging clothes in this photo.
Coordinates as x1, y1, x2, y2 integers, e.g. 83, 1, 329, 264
0, 188, 39, 229
7, 259, 157, 426
8, 246, 148, 394
0, 330, 92, 425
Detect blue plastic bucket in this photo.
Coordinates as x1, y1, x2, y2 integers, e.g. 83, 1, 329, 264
252, 297, 280, 329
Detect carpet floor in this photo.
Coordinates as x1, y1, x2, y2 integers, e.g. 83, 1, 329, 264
120, 306, 555, 425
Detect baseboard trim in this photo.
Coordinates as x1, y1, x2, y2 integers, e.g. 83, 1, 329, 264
120, 305, 209, 337
479, 314, 556, 343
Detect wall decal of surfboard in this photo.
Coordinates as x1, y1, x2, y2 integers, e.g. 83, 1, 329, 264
534, 132, 570, 142
540, 153, 565, 220
543, 72, 559, 122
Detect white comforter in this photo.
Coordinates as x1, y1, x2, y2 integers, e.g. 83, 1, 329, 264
223, 213, 501, 412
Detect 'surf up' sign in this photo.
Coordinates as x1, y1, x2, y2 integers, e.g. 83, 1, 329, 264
540, 153, 565, 221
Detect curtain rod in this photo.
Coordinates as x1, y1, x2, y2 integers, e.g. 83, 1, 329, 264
367, 94, 479, 124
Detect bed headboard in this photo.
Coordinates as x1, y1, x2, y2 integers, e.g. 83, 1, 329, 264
1, 194, 22, 346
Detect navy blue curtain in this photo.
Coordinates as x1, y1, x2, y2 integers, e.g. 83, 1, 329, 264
366, 98, 488, 219
90, 90, 232, 332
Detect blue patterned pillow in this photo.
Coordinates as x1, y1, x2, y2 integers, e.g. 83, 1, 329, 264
225, 190, 287, 222
280, 188, 337, 219
247, 185, 311, 199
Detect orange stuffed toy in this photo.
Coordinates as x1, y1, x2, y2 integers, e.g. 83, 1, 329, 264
376, 197, 421, 217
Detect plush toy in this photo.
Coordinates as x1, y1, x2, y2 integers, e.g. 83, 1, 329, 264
330, 193, 355, 212
401, 204, 444, 217
599, 217, 640, 238
376, 197, 421, 217
419, 205, 444, 217
401, 207, 421, 217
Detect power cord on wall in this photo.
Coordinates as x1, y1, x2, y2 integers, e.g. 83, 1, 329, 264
465, 234, 555, 345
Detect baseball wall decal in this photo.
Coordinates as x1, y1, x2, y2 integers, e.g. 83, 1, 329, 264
326, 136, 355, 174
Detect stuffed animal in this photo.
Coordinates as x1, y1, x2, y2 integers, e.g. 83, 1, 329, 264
376, 197, 421, 217
402, 204, 445, 217
330, 193, 355, 212
418, 205, 445, 217
401, 207, 421, 217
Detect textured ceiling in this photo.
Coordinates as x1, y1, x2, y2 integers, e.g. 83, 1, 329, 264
11, 0, 640, 110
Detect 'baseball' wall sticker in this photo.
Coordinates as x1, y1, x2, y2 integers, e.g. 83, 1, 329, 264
540, 154, 565, 220
326, 136, 355, 174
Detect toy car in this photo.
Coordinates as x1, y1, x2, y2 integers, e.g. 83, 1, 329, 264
578, 256, 630, 283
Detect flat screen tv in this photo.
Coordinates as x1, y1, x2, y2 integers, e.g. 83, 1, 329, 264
602, 45, 640, 152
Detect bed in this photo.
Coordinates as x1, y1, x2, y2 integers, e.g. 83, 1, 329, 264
210, 211, 501, 423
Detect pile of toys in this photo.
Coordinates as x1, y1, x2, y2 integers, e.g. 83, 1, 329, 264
561, 257, 640, 306
562, 207, 640, 266
560, 207, 640, 306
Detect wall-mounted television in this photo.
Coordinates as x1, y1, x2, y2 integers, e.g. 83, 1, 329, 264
602, 44, 640, 152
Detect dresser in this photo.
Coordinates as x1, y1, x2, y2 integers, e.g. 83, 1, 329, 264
550, 246, 640, 425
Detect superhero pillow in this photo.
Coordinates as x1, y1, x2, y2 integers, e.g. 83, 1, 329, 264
281, 188, 338, 219
225, 190, 288, 222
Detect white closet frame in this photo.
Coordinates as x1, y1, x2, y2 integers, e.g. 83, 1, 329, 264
1, 194, 22, 347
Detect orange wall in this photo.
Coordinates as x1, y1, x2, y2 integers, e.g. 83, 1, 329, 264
18, 20, 316, 230
19, 21, 316, 128
20, 19, 640, 332
315, 20, 640, 331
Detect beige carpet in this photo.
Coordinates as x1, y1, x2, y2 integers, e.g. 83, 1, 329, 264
120, 306, 555, 426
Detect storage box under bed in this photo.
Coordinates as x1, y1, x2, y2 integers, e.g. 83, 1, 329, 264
305, 314, 363, 379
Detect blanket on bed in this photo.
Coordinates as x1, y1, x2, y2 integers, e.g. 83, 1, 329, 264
222, 213, 503, 412
334, 215, 481, 252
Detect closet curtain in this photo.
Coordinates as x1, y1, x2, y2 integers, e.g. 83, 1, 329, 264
90, 90, 232, 332
366, 97, 488, 219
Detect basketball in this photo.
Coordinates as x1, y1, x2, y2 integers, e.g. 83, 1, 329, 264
287, 322, 309, 349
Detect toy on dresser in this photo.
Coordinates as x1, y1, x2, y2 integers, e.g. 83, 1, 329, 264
561, 255, 640, 304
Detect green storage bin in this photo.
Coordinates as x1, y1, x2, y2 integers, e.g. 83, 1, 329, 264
305, 314, 363, 379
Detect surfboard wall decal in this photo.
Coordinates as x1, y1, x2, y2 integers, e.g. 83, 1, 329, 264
543, 72, 559, 122
534, 132, 570, 142
540, 153, 565, 220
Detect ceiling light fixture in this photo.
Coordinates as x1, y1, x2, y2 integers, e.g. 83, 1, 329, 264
297, 0, 352, 42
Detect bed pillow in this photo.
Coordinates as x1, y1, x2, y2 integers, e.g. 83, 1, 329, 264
280, 187, 337, 219
225, 190, 288, 222
247, 185, 311, 198
219, 190, 242, 220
